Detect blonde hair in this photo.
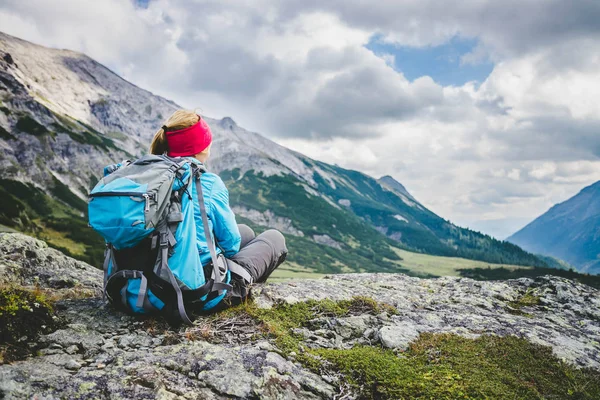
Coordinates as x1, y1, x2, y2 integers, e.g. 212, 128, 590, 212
150, 109, 208, 155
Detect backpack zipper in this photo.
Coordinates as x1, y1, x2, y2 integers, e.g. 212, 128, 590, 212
89, 192, 155, 212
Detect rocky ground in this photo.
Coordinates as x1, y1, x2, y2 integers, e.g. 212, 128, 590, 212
0, 232, 599, 399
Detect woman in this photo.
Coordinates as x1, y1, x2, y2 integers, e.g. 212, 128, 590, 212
149, 109, 288, 304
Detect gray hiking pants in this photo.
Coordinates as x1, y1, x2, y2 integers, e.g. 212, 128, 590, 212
229, 224, 287, 283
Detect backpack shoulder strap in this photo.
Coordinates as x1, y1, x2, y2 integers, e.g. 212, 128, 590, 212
193, 166, 225, 285
192, 165, 253, 286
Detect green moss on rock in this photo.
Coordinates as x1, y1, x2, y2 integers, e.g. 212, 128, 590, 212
0, 286, 57, 363
221, 296, 395, 336
507, 289, 541, 316
317, 334, 600, 399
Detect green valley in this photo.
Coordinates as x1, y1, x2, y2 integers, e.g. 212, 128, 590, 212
310, 160, 547, 267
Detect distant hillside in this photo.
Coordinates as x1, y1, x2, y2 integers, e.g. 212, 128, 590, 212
0, 31, 547, 273
508, 181, 600, 274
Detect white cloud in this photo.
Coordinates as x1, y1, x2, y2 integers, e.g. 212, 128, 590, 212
0, 0, 599, 236
529, 163, 558, 181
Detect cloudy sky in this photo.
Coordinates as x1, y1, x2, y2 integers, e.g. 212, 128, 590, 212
1, 0, 599, 238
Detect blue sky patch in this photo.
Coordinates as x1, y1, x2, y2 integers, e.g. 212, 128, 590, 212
366, 35, 494, 86
134, 0, 150, 8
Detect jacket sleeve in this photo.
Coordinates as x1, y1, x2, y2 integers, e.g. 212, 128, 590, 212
209, 175, 241, 257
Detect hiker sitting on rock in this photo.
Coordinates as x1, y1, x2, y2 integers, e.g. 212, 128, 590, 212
149, 109, 288, 301
89, 109, 287, 323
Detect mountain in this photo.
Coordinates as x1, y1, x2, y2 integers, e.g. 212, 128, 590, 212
508, 181, 600, 274
0, 31, 547, 273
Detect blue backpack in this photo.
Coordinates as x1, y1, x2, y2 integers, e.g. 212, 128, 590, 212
88, 155, 251, 324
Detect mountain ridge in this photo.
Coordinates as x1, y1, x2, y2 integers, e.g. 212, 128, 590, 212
508, 180, 600, 274
0, 30, 548, 272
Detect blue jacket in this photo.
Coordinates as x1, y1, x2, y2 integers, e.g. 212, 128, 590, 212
189, 159, 241, 265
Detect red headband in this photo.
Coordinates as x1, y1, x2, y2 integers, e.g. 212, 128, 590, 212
165, 117, 213, 157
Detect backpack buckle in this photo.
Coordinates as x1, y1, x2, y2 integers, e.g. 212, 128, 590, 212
159, 232, 169, 248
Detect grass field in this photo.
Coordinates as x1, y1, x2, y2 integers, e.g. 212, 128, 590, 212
269, 262, 327, 282
388, 247, 534, 277
36, 225, 87, 257
269, 246, 535, 282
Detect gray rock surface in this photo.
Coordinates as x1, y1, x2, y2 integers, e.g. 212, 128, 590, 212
378, 324, 420, 350
0, 233, 102, 291
255, 273, 600, 369
311, 234, 342, 250
1, 233, 599, 399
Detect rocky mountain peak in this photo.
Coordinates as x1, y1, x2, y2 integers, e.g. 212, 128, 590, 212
0, 31, 176, 142
378, 175, 414, 199
218, 116, 238, 130
377, 175, 420, 208
1, 31, 325, 186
